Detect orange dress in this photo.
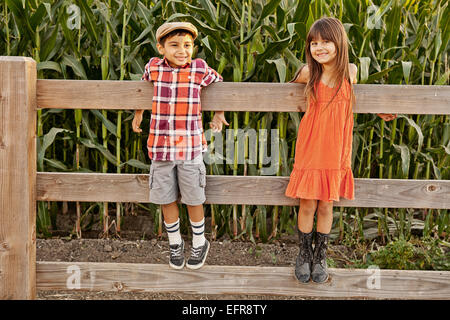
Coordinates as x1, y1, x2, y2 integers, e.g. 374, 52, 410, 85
285, 79, 354, 202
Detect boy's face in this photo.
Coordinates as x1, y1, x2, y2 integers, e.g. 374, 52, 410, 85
157, 33, 194, 68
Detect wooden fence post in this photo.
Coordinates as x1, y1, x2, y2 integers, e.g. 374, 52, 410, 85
0, 57, 37, 299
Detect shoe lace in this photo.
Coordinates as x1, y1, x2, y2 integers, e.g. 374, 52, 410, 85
313, 241, 327, 264
170, 244, 183, 257
299, 239, 312, 262
190, 246, 202, 258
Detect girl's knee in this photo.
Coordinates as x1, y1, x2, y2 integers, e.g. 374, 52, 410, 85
299, 199, 318, 215
317, 200, 333, 216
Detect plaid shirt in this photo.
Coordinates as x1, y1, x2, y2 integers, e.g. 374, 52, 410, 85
142, 57, 223, 161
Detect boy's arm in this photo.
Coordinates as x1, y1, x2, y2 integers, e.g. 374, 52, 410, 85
199, 60, 227, 131
141, 57, 156, 82
132, 110, 144, 133
141, 64, 150, 82
200, 61, 223, 87
133, 58, 157, 133
210, 111, 229, 132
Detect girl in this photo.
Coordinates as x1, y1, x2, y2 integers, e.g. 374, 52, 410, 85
285, 17, 395, 283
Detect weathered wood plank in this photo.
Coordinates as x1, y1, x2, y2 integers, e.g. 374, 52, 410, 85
36, 172, 450, 209
0, 57, 36, 299
36, 261, 450, 299
36, 80, 450, 114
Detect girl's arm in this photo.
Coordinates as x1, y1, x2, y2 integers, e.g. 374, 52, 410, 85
291, 65, 309, 84
350, 63, 396, 121
350, 63, 358, 84
377, 113, 397, 121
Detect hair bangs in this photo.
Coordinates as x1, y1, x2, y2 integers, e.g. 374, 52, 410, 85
307, 19, 336, 44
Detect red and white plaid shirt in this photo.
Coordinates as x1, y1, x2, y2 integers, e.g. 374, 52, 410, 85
142, 57, 223, 161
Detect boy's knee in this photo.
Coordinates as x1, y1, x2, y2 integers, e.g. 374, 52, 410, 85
161, 201, 177, 207
186, 204, 203, 209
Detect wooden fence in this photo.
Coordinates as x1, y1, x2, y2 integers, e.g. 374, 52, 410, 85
1, 56, 449, 299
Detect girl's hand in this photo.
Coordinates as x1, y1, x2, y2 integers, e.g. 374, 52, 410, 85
377, 113, 397, 121
210, 111, 229, 132
132, 110, 144, 133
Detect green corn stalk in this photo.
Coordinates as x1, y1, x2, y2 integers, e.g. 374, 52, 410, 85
73, 12, 84, 238
366, 126, 374, 178
75, 108, 82, 238
378, 119, 385, 239
32, 6, 54, 237
240, 111, 251, 232
232, 112, 239, 238
209, 113, 218, 240
101, 0, 112, 238
256, 116, 270, 241
114, 0, 129, 235
269, 112, 284, 240
3, 3, 10, 55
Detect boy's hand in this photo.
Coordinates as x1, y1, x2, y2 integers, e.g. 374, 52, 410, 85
132, 110, 144, 133
210, 111, 229, 132
377, 113, 397, 121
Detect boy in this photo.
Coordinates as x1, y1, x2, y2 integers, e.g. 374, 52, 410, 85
132, 22, 228, 270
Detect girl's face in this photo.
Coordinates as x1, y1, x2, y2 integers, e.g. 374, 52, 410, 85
309, 36, 337, 66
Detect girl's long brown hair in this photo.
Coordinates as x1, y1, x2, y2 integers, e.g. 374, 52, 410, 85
294, 17, 356, 114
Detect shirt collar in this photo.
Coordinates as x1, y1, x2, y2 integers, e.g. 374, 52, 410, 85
158, 57, 191, 69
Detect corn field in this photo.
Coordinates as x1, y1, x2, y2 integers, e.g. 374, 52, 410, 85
1, 0, 448, 244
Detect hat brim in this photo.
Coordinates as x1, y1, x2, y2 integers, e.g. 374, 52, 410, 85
157, 27, 198, 42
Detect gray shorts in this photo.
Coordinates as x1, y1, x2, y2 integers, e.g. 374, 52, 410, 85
149, 154, 206, 206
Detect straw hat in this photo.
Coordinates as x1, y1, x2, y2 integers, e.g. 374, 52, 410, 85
156, 22, 198, 43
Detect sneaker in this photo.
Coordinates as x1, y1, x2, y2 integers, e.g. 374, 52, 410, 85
169, 239, 185, 270
186, 239, 210, 270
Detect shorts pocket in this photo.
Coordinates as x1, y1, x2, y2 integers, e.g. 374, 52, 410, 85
199, 165, 206, 188
149, 166, 160, 190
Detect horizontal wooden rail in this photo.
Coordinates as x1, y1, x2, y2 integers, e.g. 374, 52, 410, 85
36, 80, 450, 114
36, 261, 450, 299
36, 172, 450, 209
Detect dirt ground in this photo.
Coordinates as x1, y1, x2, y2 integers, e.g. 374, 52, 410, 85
36, 210, 355, 300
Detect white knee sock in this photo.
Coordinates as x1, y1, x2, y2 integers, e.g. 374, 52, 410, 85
164, 219, 182, 246
190, 218, 206, 248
